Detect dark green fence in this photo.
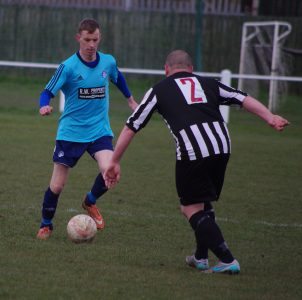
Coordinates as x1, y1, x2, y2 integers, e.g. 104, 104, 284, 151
0, 4, 302, 75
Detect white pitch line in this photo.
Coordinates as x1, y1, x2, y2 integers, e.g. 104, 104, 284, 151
66, 208, 79, 213
65, 208, 302, 229
253, 220, 302, 229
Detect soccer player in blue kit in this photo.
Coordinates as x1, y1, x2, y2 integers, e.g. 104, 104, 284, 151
37, 18, 138, 239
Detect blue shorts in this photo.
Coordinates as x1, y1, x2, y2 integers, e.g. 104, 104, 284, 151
53, 136, 113, 168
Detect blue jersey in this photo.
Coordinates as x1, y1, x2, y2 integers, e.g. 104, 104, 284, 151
45, 52, 118, 142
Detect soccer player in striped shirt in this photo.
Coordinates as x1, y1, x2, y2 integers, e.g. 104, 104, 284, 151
36, 19, 138, 239
104, 50, 289, 274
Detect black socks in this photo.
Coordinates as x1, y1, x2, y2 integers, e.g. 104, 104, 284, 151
189, 209, 234, 263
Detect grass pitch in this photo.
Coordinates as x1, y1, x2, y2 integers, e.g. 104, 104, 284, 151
0, 76, 301, 299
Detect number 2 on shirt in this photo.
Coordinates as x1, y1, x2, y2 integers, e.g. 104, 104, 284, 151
175, 77, 208, 105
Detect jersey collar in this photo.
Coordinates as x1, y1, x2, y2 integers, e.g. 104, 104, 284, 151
76, 51, 100, 68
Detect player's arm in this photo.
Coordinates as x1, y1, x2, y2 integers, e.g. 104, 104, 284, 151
217, 81, 289, 131
104, 87, 157, 188
112, 70, 138, 111
242, 96, 289, 131
104, 126, 136, 189
39, 89, 54, 116
39, 63, 67, 116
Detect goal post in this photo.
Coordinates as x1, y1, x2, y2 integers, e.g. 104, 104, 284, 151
238, 21, 292, 112
219, 69, 231, 123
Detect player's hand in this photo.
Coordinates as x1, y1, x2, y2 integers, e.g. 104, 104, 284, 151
127, 96, 138, 111
104, 163, 121, 189
268, 115, 290, 131
39, 105, 53, 116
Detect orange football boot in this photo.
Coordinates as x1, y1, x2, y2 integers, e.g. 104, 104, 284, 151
82, 201, 105, 230
36, 226, 53, 240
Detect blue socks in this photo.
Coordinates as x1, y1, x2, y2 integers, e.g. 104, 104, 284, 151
86, 191, 97, 205
40, 174, 107, 228
40, 187, 59, 228
85, 173, 108, 206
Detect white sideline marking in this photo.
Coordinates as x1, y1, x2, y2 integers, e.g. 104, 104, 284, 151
217, 217, 302, 228
64, 208, 302, 229
66, 208, 78, 213
253, 220, 302, 229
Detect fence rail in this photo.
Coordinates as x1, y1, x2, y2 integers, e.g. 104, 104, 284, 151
2, 60, 302, 82
0, 59, 230, 121
1, 60, 302, 117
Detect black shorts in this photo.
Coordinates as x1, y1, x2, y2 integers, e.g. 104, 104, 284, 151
176, 154, 230, 206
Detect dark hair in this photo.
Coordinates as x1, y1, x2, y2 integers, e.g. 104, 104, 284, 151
165, 50, 193, 68
78, 18, 100, 33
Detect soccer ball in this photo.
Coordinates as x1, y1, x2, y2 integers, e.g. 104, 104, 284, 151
67, 214, 97, 243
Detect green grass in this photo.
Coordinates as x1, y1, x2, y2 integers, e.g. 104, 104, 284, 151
0, 76, 302, 299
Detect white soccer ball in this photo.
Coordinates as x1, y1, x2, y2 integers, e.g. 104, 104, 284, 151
67, 214, 97, 243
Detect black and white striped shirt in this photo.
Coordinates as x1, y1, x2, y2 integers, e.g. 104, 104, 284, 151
127, 71, 247, 161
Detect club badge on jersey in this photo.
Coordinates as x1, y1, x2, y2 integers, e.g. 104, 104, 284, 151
175, 77, 208, 105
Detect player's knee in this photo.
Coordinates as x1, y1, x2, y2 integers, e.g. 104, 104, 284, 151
180, 203, 205, 220
180, 206, 187, 218
50, 182, 64, 194
180, 205, 192, 218
180, 206, 184, 214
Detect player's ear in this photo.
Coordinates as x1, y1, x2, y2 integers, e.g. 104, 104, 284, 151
75, 33, 81, 42
164, 64, 170, 77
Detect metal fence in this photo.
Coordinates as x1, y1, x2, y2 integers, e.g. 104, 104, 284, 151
0, 0, 244, 15
1, 4, 302, 74
1, 0, 301, 16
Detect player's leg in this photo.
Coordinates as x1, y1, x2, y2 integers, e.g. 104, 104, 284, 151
182, 204, 240, 274
37, 140, 84, 239
177, 157, 240, 274
86, 149, 112, 204
204, 155, 240, 273
37, 163, 69, 239
198, 202, 216, 258
83, 136, 113, 229
181, 202, 215, 262
181, 204, 237, 271
180, 202, 209, 270
176, 160, 209, 269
